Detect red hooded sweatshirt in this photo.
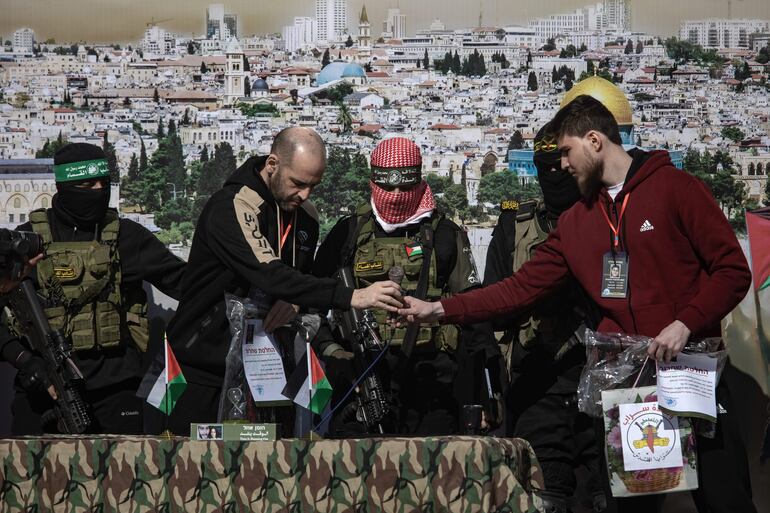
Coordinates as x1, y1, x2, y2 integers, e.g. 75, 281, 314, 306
442, 150, 751, 338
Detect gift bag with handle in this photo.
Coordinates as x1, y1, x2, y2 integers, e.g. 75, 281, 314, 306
601, 385, 698, 496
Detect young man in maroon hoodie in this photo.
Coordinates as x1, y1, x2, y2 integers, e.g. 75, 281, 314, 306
399, 95, 756, 513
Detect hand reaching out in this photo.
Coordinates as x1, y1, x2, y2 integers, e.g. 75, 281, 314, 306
263, 300, 300, 333
395, 296, 445, 324
351, 280, 403, 311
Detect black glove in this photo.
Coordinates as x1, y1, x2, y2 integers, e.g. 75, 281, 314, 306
16, 352, 52, 395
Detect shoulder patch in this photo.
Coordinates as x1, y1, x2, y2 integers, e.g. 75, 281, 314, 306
501, 200, 519, 211
515, 200, 538, 222
233, 185, 279, 265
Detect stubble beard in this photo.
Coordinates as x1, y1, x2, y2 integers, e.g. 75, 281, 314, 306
577, 151, 604, 200
270, 169, 300, 212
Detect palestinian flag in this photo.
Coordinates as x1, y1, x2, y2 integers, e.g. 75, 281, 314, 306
405, 242, 423, 258
282, 344, 332, 415
746, 206, 770, 291
137, 337, 187, 414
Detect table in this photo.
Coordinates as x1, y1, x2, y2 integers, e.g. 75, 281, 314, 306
0, 435, 543, 513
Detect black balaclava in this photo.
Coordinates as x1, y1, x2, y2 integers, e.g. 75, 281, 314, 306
534, 121, 581, 217
53, 143, 111, 229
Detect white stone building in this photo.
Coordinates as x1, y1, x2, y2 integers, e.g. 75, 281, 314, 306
224, 39, 246, 105
13, 28, 34, 54
680, 19, 770, 49
0, 159, 55, 227
206, 3, 237, 40
283, 17, 318, 53
604, 0, 631, 32
142, 25, 175, 56
383, 8, 406, 40
315, 0, 347, 44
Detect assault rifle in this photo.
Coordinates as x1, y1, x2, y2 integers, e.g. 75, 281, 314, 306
8, 280, 91, 434
333, 267, 391, 434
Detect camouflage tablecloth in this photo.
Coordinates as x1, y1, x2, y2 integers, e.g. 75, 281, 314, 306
0, 435, 543, 513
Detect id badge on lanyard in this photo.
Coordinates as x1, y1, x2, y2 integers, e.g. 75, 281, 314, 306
599, 194, 630, 299
602, 251, 629, 298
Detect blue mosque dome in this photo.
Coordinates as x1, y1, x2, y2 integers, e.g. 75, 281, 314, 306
342, 62, 366, 79
316, 61, 366, 85
251, 78, 269, 91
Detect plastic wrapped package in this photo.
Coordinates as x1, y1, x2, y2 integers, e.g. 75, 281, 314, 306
218, 292, 321, 432
577, 331, 728, 418
219, 293, 270, 423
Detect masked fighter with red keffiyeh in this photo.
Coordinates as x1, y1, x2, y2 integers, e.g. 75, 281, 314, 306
312, 137, 505, 436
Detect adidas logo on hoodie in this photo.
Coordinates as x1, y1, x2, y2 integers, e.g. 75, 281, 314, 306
640, 220, 655, 232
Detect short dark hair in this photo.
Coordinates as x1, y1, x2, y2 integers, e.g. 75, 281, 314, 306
552, 95, 623, 146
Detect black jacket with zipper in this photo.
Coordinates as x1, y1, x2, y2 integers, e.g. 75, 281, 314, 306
167, 155, 354, 386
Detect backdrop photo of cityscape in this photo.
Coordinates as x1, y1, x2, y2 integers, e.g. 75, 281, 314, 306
1, 0, 770, 510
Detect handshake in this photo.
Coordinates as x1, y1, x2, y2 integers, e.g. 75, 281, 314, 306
348, 266, 446, 325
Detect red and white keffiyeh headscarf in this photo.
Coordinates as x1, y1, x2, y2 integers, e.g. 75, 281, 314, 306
370, 137, 423, 187
370, 181, 436, 232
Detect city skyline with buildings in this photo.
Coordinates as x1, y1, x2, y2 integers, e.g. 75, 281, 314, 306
2, 0, 769, 44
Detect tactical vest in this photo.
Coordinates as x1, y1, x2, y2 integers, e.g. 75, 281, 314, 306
30, 209, 149, 352
350, 205, 458, 352
511, 201, 582, 358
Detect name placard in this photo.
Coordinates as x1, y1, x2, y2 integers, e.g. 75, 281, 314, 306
190, 423, 279, 441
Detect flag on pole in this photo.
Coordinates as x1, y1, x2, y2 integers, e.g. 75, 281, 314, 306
282, 344, 333, 415
137, 337, 187, 414
746, 206, 770, 291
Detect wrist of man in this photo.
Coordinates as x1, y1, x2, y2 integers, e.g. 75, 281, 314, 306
434, 300, 446, 322
675, 309, 704, 337
332, 284, 355, 311
431, 298, 455, 324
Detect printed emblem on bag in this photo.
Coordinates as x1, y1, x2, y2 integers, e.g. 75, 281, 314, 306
622, 407, 679, 466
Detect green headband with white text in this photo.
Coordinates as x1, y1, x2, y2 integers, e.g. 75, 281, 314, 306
53, 159, 109, 183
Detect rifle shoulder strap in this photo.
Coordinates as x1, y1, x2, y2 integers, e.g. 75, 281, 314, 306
400, 220, 435, 359
341, 205, 373, 267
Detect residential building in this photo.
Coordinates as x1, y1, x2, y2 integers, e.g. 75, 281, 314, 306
13, 28, 34, 54
604, 0, 631, 31
383, 8, 406, 40
206, 3, 238, 40
316, 0, 347, 44
283, 17, 318, 53
142, 25, 175, 56
680, 18, 770, 49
